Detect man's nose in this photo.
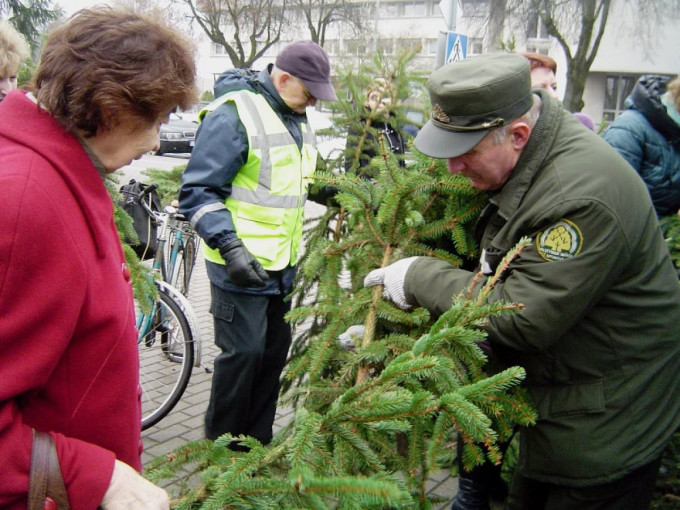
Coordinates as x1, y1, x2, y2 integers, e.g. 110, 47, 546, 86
447, 157, 465, 174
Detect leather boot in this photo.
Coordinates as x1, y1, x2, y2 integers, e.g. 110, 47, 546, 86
450, 477, 491, 510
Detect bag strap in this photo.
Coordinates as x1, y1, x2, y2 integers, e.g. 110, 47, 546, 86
28, 430, 70, 510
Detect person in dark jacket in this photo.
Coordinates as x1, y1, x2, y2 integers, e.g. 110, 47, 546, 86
362, 53, 680, 510
603, 74, 680, 217
179, 41, 337, 448
345, 79, 406, 178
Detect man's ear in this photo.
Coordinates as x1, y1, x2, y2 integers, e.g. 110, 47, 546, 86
277, 71, 293, 88
510, 122, 531, 149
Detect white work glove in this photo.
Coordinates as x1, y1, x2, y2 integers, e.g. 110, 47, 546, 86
338, 325, 365, 350
101, 459, 169, 510
363, 257, 420, 310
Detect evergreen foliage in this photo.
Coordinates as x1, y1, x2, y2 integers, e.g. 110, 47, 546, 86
660, 213, 680, 273
320, 49, 428, 177
108, 164, 187, 311
652, 214, 680, 507
141, 164, 188, 205
0, 0, 62, 50
106, 174, 157, 312
147, 54, 536, 508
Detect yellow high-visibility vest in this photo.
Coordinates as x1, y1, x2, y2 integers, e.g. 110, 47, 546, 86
200, 90, 317, 270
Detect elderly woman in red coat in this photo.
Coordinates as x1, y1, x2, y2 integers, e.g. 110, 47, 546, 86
0, 7, 197, 509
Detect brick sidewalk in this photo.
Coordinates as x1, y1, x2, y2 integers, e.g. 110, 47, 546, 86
141, 203, 464, 508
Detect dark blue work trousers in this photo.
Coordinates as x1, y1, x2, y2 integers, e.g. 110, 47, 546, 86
204, 283, 292, 445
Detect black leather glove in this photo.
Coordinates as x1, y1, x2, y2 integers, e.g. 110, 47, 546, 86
219, 238, 268, 287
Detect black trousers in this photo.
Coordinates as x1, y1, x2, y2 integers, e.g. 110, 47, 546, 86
507, 456, 662, 510
204, 283, 292, 444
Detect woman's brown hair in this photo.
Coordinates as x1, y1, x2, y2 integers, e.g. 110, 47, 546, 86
35, 7, 198, 136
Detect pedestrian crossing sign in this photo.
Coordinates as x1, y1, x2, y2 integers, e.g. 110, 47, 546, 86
445, 32, 468, 64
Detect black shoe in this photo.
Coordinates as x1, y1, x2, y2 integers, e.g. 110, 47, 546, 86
450, 477, 491, 510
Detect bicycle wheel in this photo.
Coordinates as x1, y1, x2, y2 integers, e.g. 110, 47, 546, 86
138, 288, 195, 430
173, 235, 197, 296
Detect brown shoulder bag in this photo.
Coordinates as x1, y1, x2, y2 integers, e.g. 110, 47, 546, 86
28, 430, 70, 510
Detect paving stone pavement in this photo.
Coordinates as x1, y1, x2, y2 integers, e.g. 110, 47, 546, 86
141, 203, 467, 509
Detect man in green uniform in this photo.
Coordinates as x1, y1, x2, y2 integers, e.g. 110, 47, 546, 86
363, 53, 680, 509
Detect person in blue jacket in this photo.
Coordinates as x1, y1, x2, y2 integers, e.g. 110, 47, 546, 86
179, 41, 337, 448
603, 75, 680, 217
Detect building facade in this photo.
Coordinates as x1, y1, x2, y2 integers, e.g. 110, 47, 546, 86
195, 0, 679, 126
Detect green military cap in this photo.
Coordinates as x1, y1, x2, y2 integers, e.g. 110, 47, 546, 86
414, 53, 533, 158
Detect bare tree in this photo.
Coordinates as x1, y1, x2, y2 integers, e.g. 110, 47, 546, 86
500, 0, 678, 112
523, 0, 612, 112
114, 0, 187, 27
1, 0, 61, 50
291, 0, 370, 46
485, 0, 506, 51
183, 0, 287, 68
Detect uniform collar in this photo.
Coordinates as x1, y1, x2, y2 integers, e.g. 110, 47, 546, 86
490, 90, 563, 220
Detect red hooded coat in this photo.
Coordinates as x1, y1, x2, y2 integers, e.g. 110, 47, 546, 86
0, 91, 142, 509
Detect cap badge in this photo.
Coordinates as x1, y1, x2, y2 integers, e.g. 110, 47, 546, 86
432, 104, 450, 124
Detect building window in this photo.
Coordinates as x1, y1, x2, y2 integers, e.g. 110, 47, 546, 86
382, 2, 400, 17
602, 74, 638, 123
377, 38, 394, 55
527, 12, 549, 40
468, 38, 483, 55
403, 1, 425, 16
525, 46, 549, 55
397, 38, 423, 54
325, 39, 339, 55
212, 42, 228, 56
345, 39, 368, 56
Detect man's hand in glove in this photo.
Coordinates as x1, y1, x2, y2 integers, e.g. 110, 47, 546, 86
363, 257, 420, 310
219, 238, 268, 287
101, 459, 169, 510
337, 325, 365, 351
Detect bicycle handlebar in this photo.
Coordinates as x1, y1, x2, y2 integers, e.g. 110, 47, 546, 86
140, 182, 159, 197
133, 182, 190, 225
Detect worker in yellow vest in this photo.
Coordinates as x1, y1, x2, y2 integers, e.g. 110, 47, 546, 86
179, 41, 337, 447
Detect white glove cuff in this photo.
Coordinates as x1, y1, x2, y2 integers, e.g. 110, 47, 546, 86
382, 257, 419, 309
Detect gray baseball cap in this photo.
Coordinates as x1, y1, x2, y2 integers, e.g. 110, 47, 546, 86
414, 53, 533, 158
276, 41, 338, 102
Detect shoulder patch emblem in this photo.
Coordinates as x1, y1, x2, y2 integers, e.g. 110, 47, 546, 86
536, 219, 583, 261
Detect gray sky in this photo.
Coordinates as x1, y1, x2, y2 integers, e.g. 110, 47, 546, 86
56, 0, 113, 16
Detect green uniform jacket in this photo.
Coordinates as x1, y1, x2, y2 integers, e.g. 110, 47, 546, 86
404, 91, 680, 486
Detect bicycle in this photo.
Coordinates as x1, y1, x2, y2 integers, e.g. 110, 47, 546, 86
163, 200, 200, 297
122, 183, 204, 430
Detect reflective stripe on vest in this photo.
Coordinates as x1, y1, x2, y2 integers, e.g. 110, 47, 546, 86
199, 90, 317, 271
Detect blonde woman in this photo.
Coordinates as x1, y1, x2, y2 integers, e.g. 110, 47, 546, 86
0, 20, 29, 101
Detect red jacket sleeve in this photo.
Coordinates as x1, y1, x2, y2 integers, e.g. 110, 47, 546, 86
0, 170, 115, 509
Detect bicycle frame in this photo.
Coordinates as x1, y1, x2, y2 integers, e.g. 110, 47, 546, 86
156, 280, 202, 366
166, 227, 184, 286
133, 188, 202, 367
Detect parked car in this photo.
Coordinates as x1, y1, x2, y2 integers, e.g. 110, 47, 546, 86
158, 112, 197, 155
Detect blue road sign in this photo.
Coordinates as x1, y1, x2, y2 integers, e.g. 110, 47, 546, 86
445, 32, 468, 64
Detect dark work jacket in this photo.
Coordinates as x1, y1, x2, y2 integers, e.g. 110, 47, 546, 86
179, 66, 330, 296
404, 91, 680, 486
603, 75, 680, 217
